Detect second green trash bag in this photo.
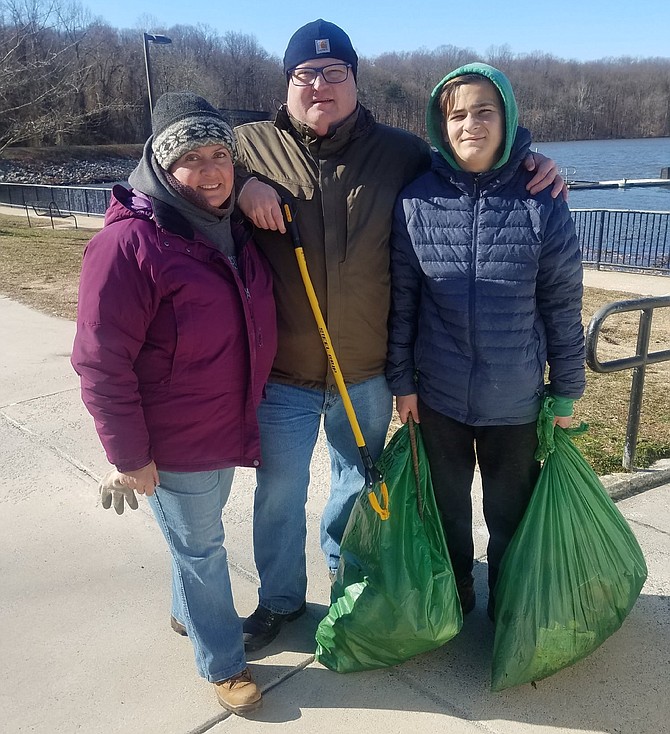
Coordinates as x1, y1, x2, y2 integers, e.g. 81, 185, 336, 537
491, 399, 648, 692
315, 421, 462, 673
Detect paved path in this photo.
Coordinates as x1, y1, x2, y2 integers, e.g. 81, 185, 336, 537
0, 202, 104, 229
583, 268, 669, 296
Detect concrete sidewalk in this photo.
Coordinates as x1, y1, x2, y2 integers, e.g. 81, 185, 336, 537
1, 285, 669, 734
0, 202, 104, 230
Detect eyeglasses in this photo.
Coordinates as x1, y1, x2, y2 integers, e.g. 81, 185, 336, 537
288, 63, 352, 86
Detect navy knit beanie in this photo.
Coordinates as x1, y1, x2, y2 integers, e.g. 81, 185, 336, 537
283, 19, 358, 81
151, 92, 236, 170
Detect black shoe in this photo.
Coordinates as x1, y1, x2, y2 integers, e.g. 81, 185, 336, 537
170, 616, 188, 636
243, 603, 306, 652
457, 579, 476, 615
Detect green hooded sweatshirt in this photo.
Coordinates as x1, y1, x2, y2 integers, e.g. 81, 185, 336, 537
424, 63, 575, 419
425, 62, 519, 171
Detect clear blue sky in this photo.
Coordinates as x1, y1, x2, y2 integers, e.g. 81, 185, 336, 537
80, 0, 670, 62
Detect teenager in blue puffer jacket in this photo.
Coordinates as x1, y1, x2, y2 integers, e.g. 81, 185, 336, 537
386, 63, 585, 621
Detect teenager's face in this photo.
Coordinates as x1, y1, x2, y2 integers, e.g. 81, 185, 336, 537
444, 80, 504, 173
168, 144, 234, 208
286, 57, 358, 136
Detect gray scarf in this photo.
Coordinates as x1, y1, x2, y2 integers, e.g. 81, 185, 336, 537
128, 139, 236, 255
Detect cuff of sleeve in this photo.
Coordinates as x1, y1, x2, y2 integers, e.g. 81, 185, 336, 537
115, 454, 152, 474
388, 375, 417, 397
237, 175, 258, 197
549, 395, 575, 417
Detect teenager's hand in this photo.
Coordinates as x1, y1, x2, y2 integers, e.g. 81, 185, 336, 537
553, 415, 573, 429
396, 394, 420, 424
524, 152, 568, 200
237, 178, 286, 232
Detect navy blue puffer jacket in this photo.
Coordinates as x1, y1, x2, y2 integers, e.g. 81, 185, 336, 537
386, 128, 585, 426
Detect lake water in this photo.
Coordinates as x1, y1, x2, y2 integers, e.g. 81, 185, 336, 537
96, 138, 670, 211
533, 138, 670, 211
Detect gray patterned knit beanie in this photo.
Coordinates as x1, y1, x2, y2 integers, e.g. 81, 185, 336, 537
151, 92, 236, 170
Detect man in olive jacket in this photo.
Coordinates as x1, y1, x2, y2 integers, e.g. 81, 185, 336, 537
235, 19, 562, 652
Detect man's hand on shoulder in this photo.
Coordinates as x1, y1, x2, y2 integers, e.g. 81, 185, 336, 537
238, 179, 286, 233
524, 152, 568, 200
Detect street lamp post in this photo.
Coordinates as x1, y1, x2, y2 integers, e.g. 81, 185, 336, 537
143, 32, 172, 111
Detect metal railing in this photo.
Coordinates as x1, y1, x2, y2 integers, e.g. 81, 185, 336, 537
0, 182, 669, 274
0, 182, 111, 216
572, 208, 670, 273
585, 295, 670, 470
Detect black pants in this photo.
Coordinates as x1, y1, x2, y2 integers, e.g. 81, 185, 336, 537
419, 399, 541, 596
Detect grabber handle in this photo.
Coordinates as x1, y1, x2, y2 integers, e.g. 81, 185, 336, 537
282, 198, 389, 521
360, 445, 390, 520
281, 199, 366, 449
282, 200, 301, 249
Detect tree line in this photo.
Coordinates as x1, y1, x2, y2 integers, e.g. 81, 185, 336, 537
1, 0, 669, 152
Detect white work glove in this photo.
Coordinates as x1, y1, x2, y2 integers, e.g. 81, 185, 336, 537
99, 470, 139, 515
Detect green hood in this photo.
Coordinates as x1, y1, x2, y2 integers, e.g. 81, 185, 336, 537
426, 62, 519, 171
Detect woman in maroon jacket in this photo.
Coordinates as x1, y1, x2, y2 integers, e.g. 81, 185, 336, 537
71, 93, 276, 716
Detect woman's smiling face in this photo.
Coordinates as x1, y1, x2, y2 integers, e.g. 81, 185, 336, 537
168, 144, 234, 207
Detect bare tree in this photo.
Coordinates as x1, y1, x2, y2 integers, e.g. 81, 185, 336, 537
0, 0, 130, 149
1, 8, 669, 149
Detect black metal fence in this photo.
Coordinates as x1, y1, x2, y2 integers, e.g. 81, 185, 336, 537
573, 208, 670, 274
0, 182, 111, 216
0, 181, 669, 274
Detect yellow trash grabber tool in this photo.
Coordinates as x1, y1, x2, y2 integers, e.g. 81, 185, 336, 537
282, 199, 390, 520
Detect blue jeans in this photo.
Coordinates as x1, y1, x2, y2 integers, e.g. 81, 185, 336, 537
253, 376, 392, 612
148, 469, 246, 683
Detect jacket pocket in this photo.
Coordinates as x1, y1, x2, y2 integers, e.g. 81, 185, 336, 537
168, 299, 196, 387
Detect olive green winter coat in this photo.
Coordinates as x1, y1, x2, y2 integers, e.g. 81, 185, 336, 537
235, 104, 430, 389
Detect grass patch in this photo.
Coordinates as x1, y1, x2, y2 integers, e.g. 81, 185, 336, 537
0, 212, 668, 473
0, 214, 91, 318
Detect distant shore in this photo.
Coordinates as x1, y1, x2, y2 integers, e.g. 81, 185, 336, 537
0, 157, 138, 186
0, 145, 142, 185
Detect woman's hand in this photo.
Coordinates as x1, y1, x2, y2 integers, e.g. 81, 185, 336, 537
118, 461, 159, 496
396, 394, 420, 424
98, 461, 158, 514
237, 178, 286, 232
524, 152, 568, 200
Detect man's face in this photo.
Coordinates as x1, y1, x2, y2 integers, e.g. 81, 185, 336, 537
286, 57, 358, 136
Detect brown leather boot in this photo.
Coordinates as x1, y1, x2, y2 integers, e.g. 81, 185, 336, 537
170, 616, 187, 636
214, 668, 262, 715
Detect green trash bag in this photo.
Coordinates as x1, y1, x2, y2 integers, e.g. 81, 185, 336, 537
315, 421, 462, 673
491, 398, 648, 692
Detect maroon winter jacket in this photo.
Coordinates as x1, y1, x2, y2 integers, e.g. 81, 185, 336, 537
72, 186, 277, 473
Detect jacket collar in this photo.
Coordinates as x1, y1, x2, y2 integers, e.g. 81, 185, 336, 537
274, 103, 376, 157
151, 196, 194, 238
110, 185, 252, 246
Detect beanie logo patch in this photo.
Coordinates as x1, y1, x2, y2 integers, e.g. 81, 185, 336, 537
315, 38, 331, 55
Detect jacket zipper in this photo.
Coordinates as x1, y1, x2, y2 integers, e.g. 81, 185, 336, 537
225, 253, 263, 399
466, 177, 481, 422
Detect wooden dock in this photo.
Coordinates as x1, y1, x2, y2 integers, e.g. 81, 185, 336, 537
567, 178, 670, 190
